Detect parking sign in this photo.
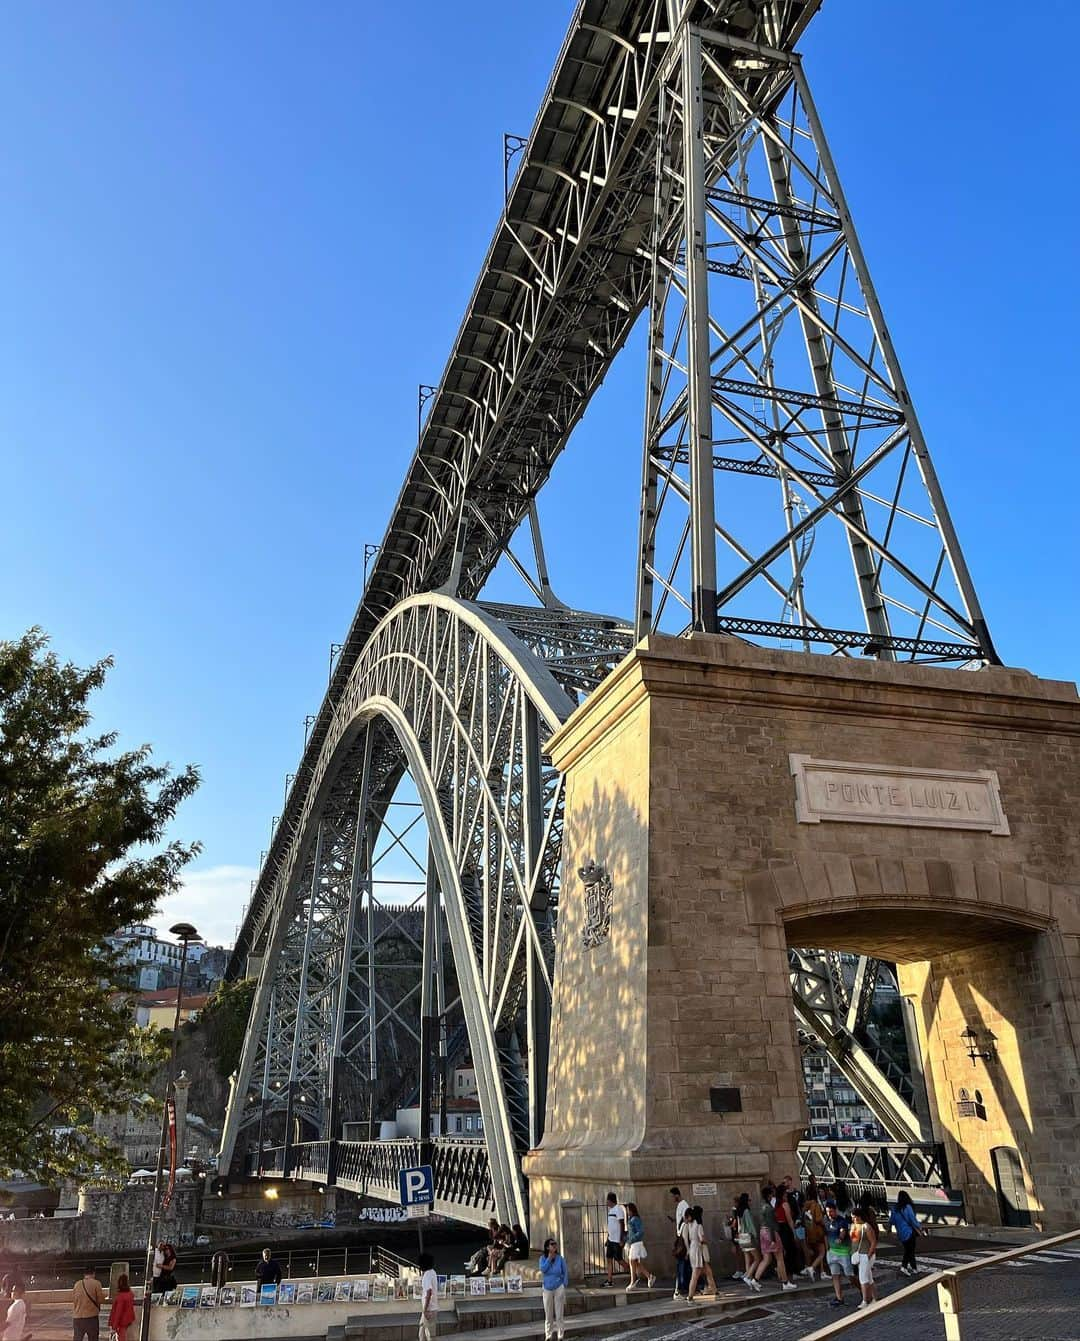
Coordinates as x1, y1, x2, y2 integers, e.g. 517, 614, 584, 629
398, 1164, 434, 1207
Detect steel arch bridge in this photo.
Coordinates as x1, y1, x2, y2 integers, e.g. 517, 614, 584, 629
219, 595, 632, 1225
221, 0, 996, 1225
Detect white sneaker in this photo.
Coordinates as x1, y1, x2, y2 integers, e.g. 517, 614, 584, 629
800, 1268, 814, 1278
748, 1279, 762, 1292
857, 1299, 867, 1309
647, 1275, 656, 1288
672, 1291, 682, 1300
731, 1271, 745, 1280
625, 1280, 639, 1291
781, 1281, 798, 1291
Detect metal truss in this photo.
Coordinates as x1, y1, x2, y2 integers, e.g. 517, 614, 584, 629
220, 595, 631, 1225
789, 948, 930, 1142
223, 1, 1005, 1226
227, 2, 826, 993
635, 21, 998, 663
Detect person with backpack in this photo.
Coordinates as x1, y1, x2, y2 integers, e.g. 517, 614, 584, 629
889, 1191, 924, 1276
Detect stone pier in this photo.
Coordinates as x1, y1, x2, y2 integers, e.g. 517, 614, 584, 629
523, 634, 1080, 1240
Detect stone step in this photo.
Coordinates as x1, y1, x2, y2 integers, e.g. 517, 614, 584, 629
333, 1280, 831, 1341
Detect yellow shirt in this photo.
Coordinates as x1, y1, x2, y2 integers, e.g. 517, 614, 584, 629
72, 1279, 105, 1319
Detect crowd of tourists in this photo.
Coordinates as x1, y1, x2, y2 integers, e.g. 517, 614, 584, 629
563, 1178, 928, 1324
0, 1181, 927, 1341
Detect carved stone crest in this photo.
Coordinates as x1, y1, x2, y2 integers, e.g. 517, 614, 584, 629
578, 860, 612, 949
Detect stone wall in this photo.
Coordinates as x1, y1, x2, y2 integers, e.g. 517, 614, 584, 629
525, 633, 1080, 1238
0, 1186, 200, 1258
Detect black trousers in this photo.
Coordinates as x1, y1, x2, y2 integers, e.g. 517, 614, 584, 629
777, 1224, 799, 1277
901, 1236, 918, 1271
74, 1318, 100, 1341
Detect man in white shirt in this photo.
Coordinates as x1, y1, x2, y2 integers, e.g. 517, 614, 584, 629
418, 1253, 438, 1341
669, 1187, 691, 1297
604, 1192, 627, 1286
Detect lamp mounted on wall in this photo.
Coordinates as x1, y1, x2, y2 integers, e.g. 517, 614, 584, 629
960, 1025, 997, 1065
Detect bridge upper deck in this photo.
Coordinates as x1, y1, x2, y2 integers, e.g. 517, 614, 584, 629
228, 0, 823, 980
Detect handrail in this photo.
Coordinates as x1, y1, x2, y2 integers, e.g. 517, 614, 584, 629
800, 1225, 1080, 1339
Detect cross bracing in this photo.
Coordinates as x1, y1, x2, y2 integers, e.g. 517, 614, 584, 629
221, 596, 632, 1224
224, 0, 995, 1222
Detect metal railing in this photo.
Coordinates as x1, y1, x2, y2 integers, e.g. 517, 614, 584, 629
244, 1135, 495, 1224
799, 1225, 1080, 1340
798, 1141, 956, 1214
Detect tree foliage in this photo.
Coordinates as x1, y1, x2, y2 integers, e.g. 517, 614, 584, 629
198, 977, 256, 1079
0, 630, 200, 1182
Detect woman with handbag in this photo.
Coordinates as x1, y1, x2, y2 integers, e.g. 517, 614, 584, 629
889, 1191, 925, 1276
685, 1207, 718, 1303
107, 1276, 136, 1341
733, 1193, 762, 1291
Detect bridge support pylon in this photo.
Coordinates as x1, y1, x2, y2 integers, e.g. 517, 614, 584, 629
523, 635, 1080, 1238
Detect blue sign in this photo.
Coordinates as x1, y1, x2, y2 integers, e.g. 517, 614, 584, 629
398, 1164, 434, 1207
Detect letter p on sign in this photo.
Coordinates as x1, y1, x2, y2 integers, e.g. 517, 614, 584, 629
399, 1164, 434, 1207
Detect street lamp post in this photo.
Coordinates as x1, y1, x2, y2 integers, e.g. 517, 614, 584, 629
139, 922, 202, 1341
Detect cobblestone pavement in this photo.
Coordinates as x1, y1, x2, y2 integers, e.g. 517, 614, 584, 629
627, 1240, 1080, 1341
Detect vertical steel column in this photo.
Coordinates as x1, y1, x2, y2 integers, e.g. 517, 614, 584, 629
255, 987, 276, 1159
791, 58, 999, 664
522, 701, 549, 1150
283, 821, 325, 1173
635, 83, 670, 639
419, 845, 440, 1154
435, 899, 448, 1138
327, 727, 374, 1165
364, 817, 379, 1139
681, 25, 718, 633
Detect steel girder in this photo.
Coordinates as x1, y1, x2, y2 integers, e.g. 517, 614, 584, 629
227, 1, 825, 989
635, 23, 997, 661
219, 595, 631, 1225
789, 948, 929, 1142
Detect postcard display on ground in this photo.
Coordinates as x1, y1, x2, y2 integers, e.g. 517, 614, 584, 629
154, 1274, 526, 1311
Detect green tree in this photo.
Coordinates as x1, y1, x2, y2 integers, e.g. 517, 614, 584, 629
0, 629, 199, 1182
198, 977, 257, 1079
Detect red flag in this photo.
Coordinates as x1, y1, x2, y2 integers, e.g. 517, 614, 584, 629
162, 1097, 177, 1210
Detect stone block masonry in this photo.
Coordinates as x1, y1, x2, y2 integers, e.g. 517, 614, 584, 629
524, 633, 1080, 1243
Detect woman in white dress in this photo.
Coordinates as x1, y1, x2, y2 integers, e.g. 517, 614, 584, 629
685, 1206, 719, 1302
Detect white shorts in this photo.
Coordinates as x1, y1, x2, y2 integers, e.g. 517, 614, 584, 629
628, 1243, 647, 1262
857, 1254, 875, 1286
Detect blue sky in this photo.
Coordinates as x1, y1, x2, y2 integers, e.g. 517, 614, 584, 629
4, 2, 1078, 946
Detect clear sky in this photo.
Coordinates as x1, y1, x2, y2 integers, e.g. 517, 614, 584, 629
5, 2, 1078, 947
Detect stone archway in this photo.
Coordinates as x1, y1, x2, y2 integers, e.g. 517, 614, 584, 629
766, 856, 1080, 1227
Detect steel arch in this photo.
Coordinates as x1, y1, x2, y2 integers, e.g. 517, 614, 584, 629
219, 594, 595, 1224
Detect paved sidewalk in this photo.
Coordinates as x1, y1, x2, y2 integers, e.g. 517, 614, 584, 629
615, 1241, 1080, 1341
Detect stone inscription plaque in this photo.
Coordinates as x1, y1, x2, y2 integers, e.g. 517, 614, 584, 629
790, 755, 1009, 835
